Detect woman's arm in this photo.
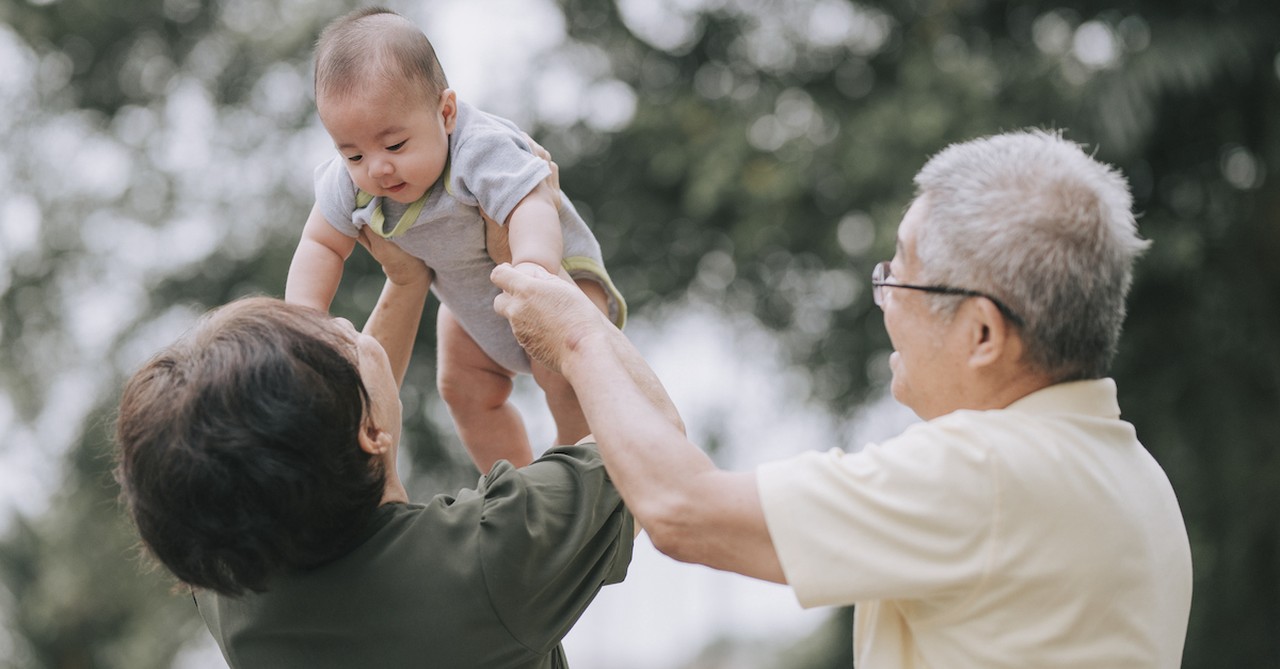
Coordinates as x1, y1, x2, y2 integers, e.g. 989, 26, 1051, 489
357, 229, 433, 388
285, 204, 357, 311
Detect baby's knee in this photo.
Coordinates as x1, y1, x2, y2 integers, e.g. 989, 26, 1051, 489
532, 363, 575, 399
437, 363, 513, 411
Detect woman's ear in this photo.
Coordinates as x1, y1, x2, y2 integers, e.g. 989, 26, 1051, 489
357, 421, 392, 455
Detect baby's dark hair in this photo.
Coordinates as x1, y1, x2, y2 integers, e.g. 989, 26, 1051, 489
315, 7, 449, 106
114, 297, 386, 596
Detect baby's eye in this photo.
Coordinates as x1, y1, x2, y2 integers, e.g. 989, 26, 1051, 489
386, 140, 406, 151
345, 154, 363, 163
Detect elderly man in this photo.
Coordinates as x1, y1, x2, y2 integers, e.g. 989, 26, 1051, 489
492, 130, 1192, 668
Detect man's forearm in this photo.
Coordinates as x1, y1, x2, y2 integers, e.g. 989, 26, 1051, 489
559, 327, 785, 582
489, 261, 785, 582
599, 327, 685, 435
560, 327, 713, 507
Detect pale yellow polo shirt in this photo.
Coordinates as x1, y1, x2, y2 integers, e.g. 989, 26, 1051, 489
757, 379, 1191, 669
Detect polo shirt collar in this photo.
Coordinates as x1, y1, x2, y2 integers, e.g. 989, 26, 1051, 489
1005, 377, 1120, 419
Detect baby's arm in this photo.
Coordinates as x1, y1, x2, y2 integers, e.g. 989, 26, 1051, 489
505, 182, 563, 275
285, 203, 357, 311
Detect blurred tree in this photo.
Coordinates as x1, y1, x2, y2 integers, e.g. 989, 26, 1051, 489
545, 0, 1280, 666
0, 0, 465, 664
0, 407, 201, 668
0, 0, 1277, 667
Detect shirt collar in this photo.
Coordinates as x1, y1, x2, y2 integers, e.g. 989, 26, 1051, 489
1005, 377, 1121, 419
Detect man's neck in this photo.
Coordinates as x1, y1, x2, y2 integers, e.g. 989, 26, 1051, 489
971, 368, 1056, 413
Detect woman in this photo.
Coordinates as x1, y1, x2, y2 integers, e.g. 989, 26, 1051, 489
114, 230, 635, 668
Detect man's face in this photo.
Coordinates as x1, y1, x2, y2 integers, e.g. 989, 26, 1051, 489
319, 85, 455, 205
881, 197, 969, 420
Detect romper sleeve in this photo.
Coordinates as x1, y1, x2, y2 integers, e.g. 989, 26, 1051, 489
449, 129, 551, 226
476, 442, 634, 655
313, 155, 361, 238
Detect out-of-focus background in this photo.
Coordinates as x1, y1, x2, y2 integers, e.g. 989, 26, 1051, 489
1, 0, 1277, 666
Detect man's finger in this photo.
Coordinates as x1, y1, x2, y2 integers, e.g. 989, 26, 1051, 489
491, 261, 554, 291
493, 291, 512, 318
490, 262, 520, 292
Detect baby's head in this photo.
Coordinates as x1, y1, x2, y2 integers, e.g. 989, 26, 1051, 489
314, 7, 449, 113
314, 7, 457, 204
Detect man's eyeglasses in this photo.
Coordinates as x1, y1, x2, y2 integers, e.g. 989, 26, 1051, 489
871, 261, 1024, 327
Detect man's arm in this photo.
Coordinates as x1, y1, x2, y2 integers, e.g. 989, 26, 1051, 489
491, 263, 785, 583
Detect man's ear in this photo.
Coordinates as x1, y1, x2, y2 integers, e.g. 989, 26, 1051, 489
358, 421, 392, 455
965, 297, 1015, 369
439, 88, 458, 134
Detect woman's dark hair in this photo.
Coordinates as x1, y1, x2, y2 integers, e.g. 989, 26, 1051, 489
114, 297, 386, 596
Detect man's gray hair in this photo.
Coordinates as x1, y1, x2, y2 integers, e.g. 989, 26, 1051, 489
913, 129, 1150, 382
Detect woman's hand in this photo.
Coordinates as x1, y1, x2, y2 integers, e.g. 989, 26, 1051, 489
357, 228, 432, 286
524, 133, 561, 196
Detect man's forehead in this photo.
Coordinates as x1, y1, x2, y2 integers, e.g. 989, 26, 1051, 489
896, 197, 928, 254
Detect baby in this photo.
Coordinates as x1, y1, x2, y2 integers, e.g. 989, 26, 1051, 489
285, 7, 625, 473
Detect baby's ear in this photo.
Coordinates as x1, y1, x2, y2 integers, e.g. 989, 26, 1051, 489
439, 88, 458, 133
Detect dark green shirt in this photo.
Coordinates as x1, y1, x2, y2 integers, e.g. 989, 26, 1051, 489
195, 443, 633, 668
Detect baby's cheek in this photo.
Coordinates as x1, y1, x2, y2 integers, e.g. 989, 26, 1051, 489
344, 165, 370, 190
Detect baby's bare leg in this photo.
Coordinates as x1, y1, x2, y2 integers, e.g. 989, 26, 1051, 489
437, 305, 532, 472
532, 278, 610, 446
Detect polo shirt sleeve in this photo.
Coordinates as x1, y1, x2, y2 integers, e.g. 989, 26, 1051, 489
477, 442, 634, 654
757, 422, 999, 609
449, 128, 551, 226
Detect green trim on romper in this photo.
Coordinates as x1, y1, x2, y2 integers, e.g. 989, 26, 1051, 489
352, 155, 626, 329
357, 154, 452, 239
355, 190, 426, 239
563, 256, 628, 330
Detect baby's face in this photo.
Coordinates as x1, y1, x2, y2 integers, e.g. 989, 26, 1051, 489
319, 86, 455, 205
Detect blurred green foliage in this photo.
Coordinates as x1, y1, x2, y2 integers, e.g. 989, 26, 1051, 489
0, 0, 1276, 666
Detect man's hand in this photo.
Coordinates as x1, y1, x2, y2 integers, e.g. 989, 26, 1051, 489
491, 262, 608, 372
358, 228, 432, 287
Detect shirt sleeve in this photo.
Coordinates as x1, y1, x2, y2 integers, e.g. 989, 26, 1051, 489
313, 155, 361, 238
449, 129, 551, 225
477, 442, 634, 654
757, 422, 999, 609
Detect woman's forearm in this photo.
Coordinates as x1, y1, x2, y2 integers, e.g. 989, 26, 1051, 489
364, 275, 430, 388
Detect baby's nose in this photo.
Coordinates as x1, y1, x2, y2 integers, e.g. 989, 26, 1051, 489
369, 157, 394, 177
